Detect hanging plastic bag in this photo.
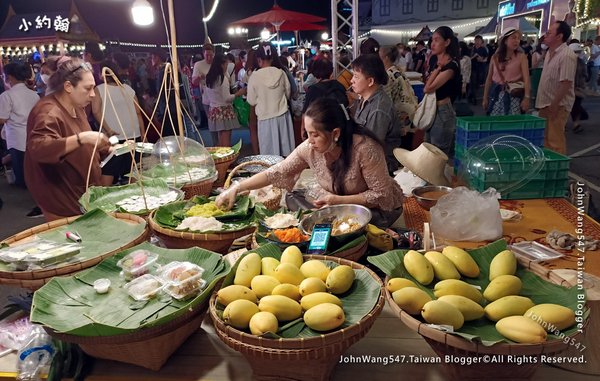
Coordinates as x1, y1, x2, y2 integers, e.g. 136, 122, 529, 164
430, 187, 503, 242
232, 96, 250, 126
16, 325, 54, 381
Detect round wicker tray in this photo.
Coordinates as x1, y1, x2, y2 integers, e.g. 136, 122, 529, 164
47, 297, 209, 371
148, 210, 256, 253
207, 147, 240, 187
0, 213, 148, 290
209, 254, 386, 381
384, 272, 585, 381
180, 174, 217, 199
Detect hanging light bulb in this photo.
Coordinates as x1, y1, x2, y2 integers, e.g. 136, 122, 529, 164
131, 0, 154, 26
260, 28, 270, 41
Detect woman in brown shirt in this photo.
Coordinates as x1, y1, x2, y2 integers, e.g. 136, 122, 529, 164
25, 57, 111, 221
216, 98, 404, 227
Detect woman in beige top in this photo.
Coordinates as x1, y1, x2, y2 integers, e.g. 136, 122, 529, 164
216, 98, 404, 227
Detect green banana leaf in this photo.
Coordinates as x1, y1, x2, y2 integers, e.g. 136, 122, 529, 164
79, 179, 183, 214
367, 240, 587, 346
216, 243, 382, 338
0, 209, 147, 273
31, 242, 231, 336
153, 195, 256, 232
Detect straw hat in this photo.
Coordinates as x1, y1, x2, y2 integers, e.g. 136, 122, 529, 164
393, 143, 450, 186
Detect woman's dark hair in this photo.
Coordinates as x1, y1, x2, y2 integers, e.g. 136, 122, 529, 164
360, 37, 380, 55
84, 41, 104, 62
112, 52, 130, 70
351, 54, 388, 85
496, 29, 523, 63
304, 97, 382, 195
310, 59, 334, 80
380, 45, 399, 64
226, 53, 235, 63
434, 26, 460, 61
3, 62, 32, 82
47, 57, 93, 91
206, 53, 226, 89
239, 50, 247, 60
246, 49, 259, 72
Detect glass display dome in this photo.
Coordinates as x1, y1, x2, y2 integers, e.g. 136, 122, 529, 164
144, 136, 217, 186
458, 135, 545, 195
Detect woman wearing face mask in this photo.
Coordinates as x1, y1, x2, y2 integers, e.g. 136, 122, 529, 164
532, 39, 547, 69
216, 98, 404, 227
0, 62, 40, 189
423, 26, 461, 157
39, 56, 63, 96
247, 42, 295, 156
483, 28, 531, 116
204, 54, 246, 147
25, 57, 111, 221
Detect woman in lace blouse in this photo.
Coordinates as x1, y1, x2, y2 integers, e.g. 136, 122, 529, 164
216, 98, 404, 227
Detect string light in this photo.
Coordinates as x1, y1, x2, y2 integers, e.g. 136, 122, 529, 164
371, 17, 492, 36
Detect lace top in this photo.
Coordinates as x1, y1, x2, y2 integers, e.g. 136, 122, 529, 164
264, 135, 404, 211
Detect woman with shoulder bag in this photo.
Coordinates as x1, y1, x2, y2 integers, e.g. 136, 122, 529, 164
483, 28, 531, 116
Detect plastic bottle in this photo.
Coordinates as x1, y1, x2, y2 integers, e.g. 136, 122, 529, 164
16, 326, 54, 381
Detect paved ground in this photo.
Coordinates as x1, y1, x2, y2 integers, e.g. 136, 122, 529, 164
1, 95, 599, 239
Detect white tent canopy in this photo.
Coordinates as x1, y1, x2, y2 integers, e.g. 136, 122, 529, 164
368, 17, 493, 45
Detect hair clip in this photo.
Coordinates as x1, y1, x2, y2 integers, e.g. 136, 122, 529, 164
340, 104, 350, 121
263, 45, 271, 57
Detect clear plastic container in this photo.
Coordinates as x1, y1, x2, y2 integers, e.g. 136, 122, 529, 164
117, 250, 158, 280
124, 274, 165, 301
159, 261, 206, 300
510, 241, 564, 262
0, 239, 81, 270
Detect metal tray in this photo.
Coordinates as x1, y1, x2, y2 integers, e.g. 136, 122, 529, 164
510, 241, 564, 262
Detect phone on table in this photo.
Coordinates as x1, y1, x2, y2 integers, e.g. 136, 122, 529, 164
307, 223, 332, 254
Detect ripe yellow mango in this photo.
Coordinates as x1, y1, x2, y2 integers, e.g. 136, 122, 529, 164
424, 251, 461, 280
484, 295, 535, 322
271, 283, 301, 301
386, 277, 418, 293
421, 300, 464, 330
261, 257, 280, 277
489, 250, 517, 281
403, 250, 434, 285
437, 295, 485, 321
433, 279, 484, 304
524, 304, 576, 331
250, 275, 281, 298
483, 275, 522, 302
223, 299, 259, 329
300, 292, 343, 310
303, 303, 345, 331
300, 260, 330, 281
496, 316, 547, 343
258, 295, 302, 321
391, 287, 432, 315
274, 263, 305, 286
234, 253, 262, 287
216, 285, 257, 306
442, 246, 480, 278
281, 245, 304, 268
249, 311, 279, 336
326, 265, 355, 294
299, 277, 327, 296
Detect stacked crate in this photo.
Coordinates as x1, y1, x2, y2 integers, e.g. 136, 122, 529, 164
454, 115, 571, 199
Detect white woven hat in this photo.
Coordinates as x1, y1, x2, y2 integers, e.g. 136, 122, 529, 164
393, 143, 450, 186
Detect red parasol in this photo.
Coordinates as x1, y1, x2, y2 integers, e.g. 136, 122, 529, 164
277, 21, 326, 32
231, 5, 326, 26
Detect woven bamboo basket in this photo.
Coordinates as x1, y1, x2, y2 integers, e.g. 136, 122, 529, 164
224, 161, 282, 211
384, 267, 586, 381
206, 147, 240, 187
210, 254, 386, 381
0, 213, 148, 290
180, 174, 217, 199
47, 297, 209, 371
148, 210, 256, 253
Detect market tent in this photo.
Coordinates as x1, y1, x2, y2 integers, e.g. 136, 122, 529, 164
412, 26, 432, 42
466, 14, 538, 38
0, 1, 99, 58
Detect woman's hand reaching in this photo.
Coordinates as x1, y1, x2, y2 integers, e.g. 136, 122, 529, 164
215, 184, 239, 211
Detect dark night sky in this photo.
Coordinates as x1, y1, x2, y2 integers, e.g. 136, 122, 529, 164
0, 0, 331, 44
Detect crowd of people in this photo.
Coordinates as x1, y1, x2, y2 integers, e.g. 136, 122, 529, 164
0, 21, 597, 221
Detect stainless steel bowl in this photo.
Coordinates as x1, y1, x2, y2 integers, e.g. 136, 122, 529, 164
299, 204, 372, 244
412, 185, 453, 211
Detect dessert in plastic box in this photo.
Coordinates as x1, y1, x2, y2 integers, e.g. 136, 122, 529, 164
124, 274, 165, 301
117, 250, 158, 280
159, 261, 206, 300
0, 239, 81, 270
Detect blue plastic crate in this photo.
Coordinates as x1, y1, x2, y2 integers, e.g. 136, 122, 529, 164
411, 82, 424, 102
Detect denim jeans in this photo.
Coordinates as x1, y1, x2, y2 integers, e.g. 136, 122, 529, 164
425, 102, 456, 158
8, 148, 25, 188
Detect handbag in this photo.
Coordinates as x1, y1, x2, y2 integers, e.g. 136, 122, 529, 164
413, 92, 437, 131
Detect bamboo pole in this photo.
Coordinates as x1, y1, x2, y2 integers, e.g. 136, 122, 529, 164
167, 0, 186, 138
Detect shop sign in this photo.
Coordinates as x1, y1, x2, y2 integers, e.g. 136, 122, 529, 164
499, 2, 516, 17
18, 15, 70, 33
526, 0, 550, 9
